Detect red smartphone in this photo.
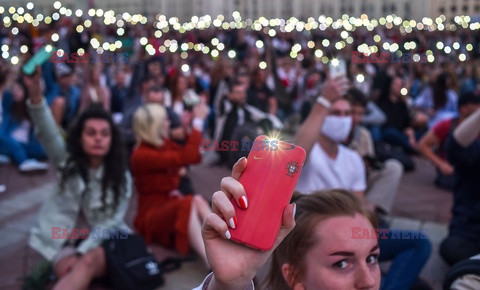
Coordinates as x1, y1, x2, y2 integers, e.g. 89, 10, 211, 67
231, 135, 306, 250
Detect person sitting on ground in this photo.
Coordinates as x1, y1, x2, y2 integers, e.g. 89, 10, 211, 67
130, 102, 211, 268
418, 92, 480, 190
414, 72, 459, 128
0, 77, 48, 172
49, 63, 81, 130
344, 88, 404, 217
441, 105, 480, 265
378, 76, 419, 155
79, 64, 111, 113
25, 68, 133, 290
295, 77, 431, 290
214, 79, 283, 165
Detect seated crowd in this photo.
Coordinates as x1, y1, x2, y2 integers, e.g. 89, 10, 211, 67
0, 13, 479, 290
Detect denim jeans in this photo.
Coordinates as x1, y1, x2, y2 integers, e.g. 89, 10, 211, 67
0, 135, 46, 165
381, 127, 417, 154
378, 229, 432, 290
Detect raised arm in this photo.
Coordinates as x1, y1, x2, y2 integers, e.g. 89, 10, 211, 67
419, 129, 454, 175
24, 68, 67, 167
295, 76, 347, 157
454, 107, 480, 148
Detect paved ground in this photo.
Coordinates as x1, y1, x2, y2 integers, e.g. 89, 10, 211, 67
0, 153, 453, 289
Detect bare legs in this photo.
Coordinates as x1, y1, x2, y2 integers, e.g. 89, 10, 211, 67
53, 247, 106, 290
188, 195, 211, 268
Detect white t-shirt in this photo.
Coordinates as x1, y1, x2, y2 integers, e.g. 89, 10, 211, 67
296, 142, 366, 194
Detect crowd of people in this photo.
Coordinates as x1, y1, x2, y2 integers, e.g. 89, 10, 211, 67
0, 11, 479, 289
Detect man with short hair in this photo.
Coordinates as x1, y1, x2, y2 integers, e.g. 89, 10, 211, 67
214, 80, 282, 165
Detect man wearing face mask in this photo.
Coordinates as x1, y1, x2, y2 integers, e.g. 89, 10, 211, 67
295, 76, 367, 204
295, 77, 433, 290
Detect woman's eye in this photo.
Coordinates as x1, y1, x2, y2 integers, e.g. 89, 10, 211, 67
367, 254, 379, 264
333, 260, 348, 269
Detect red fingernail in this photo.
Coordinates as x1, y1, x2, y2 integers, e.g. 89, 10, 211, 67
239, 196, 248, 209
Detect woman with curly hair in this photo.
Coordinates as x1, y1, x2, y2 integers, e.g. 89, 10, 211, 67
25, 68, 132, 290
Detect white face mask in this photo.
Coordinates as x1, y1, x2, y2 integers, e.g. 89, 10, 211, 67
321, 115, 352, 143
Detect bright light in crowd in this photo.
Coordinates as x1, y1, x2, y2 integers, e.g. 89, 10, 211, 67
228, 50, 236, 58
356, 74, 365, 83
259, 61, 267, 69
331, 58, 339, 67
315, 49, 323, 58
181, 64, 190, 72
51, 33, 59, 42
459, 54, 466, 62
400, 88, 408, 96
53, 1, 61, 9
140, 37, 148, 46
255, 40, 264, 48
45, 45, 53, 52
20, 45, 28, 53
11, 56, 19, 65
26, 2, 34, 10
75, 9, 83, 17
436, 42, 444, 50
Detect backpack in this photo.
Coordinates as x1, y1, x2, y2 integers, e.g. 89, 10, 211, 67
444, 254, 480, 290
102, 233, 181, 290
374, 141, 415, 171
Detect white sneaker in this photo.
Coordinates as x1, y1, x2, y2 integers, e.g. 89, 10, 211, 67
0, 154, 10, 165
19, 159, 49, 172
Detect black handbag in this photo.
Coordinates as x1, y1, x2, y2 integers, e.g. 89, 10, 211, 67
102, 233, 165, 290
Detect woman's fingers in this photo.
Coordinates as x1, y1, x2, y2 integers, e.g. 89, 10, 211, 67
231, 157, 247, 180
211, 191, 237, 229
203, 211, 232, 240
220, 176, 248, 210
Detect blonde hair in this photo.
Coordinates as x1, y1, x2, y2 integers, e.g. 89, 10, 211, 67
133, 103, 168, 147
266, 189, 377, 290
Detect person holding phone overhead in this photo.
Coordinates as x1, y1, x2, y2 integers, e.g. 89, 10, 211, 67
194, 158, 380, 289
24, 68, 133, 289
130, 102, 212, 267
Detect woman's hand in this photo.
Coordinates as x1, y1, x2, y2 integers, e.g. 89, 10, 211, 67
438, 160, 454, 176
193, 99, 210, 120
202, 157, 296, 290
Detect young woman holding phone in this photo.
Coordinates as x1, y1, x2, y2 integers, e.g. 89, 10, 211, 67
197, 157, 381, 290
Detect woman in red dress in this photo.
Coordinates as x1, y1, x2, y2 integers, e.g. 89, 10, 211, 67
131, 103, 211, 267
